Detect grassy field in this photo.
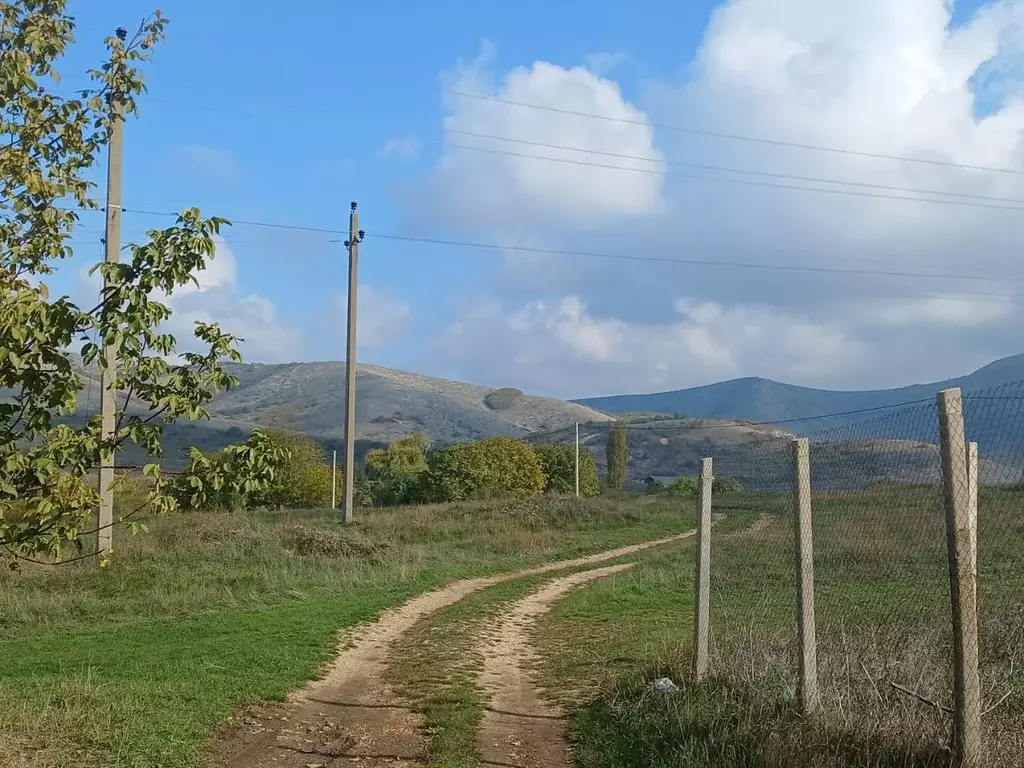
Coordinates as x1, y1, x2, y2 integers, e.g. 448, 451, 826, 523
533, 487, 1024, 767
0, 495, 694, 768
386, 532, 699, 768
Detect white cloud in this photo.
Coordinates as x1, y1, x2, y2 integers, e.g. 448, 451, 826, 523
76, 238, 304, 363
436, 295, 863, 398
585, 52, 627, 76
381, 136, 421, 160
330, 284, 412, 350
868, 295, 1015, 327
409, 1, 1024, 396
409, 51, 665, 229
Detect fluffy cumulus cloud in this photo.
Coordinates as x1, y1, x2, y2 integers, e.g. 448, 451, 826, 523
77, 238, 305, 363
437, 295, 864, 398
329, 285, 412, 351
409, 44, 665, 229
411, 0, 1024, 396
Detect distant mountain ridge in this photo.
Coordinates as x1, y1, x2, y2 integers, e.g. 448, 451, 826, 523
574, 353, 1024, 436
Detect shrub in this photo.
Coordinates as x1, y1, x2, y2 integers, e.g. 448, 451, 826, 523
663, 474, 744, 497
714, 475, 745, 493
250, 429, 333, 509
111, 472, 156, 518
363, 433, 429, 507
169, 430, 290, 512
534, 443, 599, 497
422, 435, 546, 503
281, 525, 387, 560
667, 476, 700, 496
484, 388, 523, 411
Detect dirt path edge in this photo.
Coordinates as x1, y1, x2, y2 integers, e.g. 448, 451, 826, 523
206, 531, 694, 767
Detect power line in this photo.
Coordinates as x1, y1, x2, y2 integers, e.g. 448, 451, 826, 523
449, 91, 1024, 177
445, 129, 1024, 207
121, 207, 345, 235
366, 232, 1024, 286
54, 203, 1024, 290
446, 143, 1024, 214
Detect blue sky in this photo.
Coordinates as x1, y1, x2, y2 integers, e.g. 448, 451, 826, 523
49, 0, 1024, 397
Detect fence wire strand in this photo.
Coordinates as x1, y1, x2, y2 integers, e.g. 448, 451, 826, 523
687, 388, 1023, 766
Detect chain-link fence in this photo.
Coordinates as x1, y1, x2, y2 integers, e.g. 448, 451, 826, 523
688, 386, 1023, 767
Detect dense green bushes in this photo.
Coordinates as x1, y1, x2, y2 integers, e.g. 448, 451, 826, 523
534, 443, 599, 497
168, 430, 292, 511
168, 428, 634, 511
363, 433, 429, 506
169, 429, 332, 511
251, 429, 333, 509
421, 436, 546, 503
654, 474, 745, 497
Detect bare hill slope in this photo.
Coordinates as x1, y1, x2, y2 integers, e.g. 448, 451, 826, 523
202, 362, 613, 442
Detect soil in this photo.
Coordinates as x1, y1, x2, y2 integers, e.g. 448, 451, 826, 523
204, 532, 694, 767
475, 564, 636, 768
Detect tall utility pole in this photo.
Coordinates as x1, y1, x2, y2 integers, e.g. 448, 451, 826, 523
97, 38, 126, 556
331, 449, 337, 510
574, 422, 580, 498
341, 202, 363, 525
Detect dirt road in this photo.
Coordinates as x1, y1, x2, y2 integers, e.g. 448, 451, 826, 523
206, 531, 694, 767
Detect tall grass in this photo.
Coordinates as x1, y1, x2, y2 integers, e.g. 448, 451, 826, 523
541, 488, 1024, 767
0, 494, 693, 768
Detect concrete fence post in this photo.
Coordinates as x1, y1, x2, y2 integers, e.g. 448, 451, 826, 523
792, 438, 820, 715
937, 388, 982, 767
694, 457, 713, 682
967, 441, 979, 603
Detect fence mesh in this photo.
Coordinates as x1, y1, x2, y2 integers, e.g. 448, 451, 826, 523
963, 384, 1024, 762
704, 436, 797, 702
805, 402, 952, 762
693, 387, 1024, 766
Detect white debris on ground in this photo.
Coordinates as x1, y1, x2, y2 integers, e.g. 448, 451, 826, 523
651, 677, 679, 694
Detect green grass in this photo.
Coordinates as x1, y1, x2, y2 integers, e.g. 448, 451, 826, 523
533, 487, 1024, 767
387, 530, 698, 768
391, 573, 554, 768
0, 495, 693, 768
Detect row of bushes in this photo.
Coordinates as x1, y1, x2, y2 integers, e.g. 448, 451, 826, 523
165, 426, 746, 512
363, 434, 600, 506
166, 430, 604, 511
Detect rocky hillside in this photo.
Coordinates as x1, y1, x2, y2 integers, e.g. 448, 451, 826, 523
206, 362, 613, 442
50, 360, 613, 466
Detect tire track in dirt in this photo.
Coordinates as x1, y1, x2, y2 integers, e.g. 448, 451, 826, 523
475, 564, 637, 768
206, 531, 694, 767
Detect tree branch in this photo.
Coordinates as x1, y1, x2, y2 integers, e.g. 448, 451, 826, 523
888, 681, 952, 714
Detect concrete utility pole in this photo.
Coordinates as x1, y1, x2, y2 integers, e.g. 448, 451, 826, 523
574, 422, 580, 498
97, 37, 126, 556
331, 449, 337, 511
341, 202, 364, 525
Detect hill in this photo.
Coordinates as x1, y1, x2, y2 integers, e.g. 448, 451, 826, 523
45, 360, 613, 467
206, 362, 613, 442
555, 416, 1022, 490
574, 353, 1024, 436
